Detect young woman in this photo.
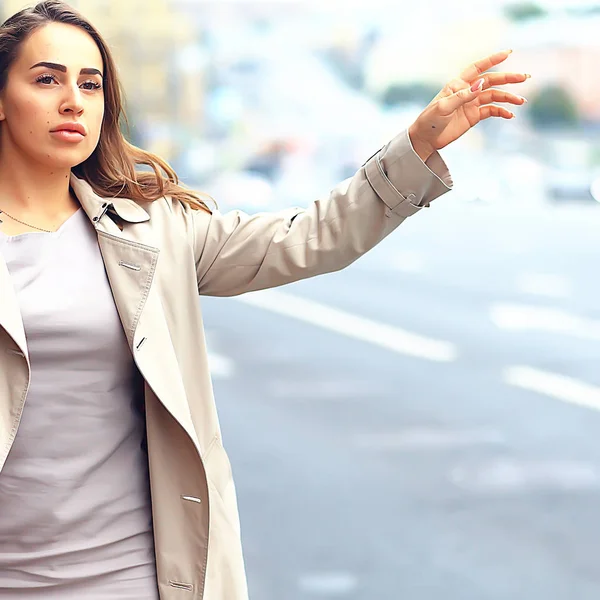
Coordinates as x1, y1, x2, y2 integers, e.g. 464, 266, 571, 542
0, 1, 529, 598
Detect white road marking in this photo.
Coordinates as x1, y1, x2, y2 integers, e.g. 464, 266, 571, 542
504, 365, 600, 411
449, 458, 600, 493
516, 273, 572, 298
490, 303, 600, 341
207, 352, 235, 379
354, 428, 505, 450
235, 290, 457, 362
297, 572, 358, 596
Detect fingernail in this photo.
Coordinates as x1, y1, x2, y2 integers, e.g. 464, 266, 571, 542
525, 73, 532, 79
521, 96, 528, 103
505, 49, 513, 54
470, 78, 485, 92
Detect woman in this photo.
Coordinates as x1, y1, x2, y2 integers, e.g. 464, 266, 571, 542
0, 1, 529, 599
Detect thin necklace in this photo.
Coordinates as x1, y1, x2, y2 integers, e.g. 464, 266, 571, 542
0, 208, 54, 233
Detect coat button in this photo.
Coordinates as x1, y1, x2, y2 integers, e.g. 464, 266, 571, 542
181, 495, 202, 504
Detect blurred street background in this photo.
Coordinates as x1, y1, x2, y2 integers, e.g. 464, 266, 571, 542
4, 0, 600, 597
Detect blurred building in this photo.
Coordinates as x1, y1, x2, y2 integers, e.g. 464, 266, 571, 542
505, 13, 600, 122
361, 9, 512, 97
2, 0, 206, 162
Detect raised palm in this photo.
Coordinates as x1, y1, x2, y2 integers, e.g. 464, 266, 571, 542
409, 50, 530, 155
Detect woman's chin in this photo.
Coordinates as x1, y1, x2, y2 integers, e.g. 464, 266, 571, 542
39, 148, 95, 171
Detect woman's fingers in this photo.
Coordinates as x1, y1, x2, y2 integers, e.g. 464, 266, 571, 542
459, 49, 513, 82
437, 85, 481, 116
478, 88, 527, 106
480, 105, 515, 120
484, 72, 531, 87
437, 84, 525, 119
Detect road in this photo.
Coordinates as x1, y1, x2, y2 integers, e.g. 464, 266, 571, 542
200, 197, 600, 600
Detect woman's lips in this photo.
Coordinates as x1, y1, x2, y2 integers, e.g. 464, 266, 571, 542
50, 130, 85, 143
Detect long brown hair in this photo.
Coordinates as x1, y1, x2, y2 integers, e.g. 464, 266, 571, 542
0, 0, 211, 213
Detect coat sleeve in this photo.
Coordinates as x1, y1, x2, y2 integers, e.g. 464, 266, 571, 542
190, 129, 453, 297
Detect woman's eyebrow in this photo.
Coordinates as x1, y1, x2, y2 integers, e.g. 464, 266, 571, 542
30, 61, 102, 76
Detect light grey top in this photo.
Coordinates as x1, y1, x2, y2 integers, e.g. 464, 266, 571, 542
0, 208, 159, 598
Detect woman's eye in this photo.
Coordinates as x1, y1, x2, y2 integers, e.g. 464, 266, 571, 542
35, 74, 102, 91
36, 74, 56, 85
81, 81, 102, 91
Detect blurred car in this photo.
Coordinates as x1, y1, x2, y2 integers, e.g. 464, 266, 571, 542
541, 135, 600, 204
545, 165, 600, 203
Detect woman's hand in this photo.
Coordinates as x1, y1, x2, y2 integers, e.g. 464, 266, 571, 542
408, 50, 531, 162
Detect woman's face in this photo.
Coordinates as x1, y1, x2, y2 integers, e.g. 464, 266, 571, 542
0, 21, 105, 170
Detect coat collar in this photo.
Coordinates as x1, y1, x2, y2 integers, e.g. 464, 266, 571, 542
69, 173, 151, 225
0, 174, 153, 359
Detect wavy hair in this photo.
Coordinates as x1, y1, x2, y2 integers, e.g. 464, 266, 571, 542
0, 0, 211, 212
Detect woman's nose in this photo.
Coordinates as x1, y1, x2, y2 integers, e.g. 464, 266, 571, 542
60, 85, 84, 114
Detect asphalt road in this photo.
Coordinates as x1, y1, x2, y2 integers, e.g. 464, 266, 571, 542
200, 197, 600, 600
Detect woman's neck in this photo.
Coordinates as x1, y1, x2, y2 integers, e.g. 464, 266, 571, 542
0, 161, 77, 219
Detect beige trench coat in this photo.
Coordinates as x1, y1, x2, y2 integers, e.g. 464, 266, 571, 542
0, 129, 452, 599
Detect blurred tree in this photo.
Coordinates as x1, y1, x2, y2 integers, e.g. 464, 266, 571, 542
528, 84, 580, 129
381, 83, 441, 107
503, 2, 547, 21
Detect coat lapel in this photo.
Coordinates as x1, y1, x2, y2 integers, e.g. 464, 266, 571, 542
72, 175, 200, 449
0, 175, 199, 450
